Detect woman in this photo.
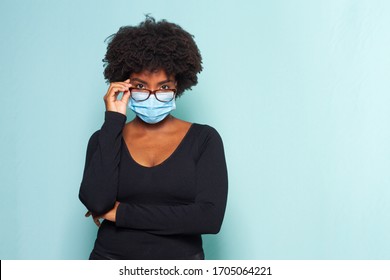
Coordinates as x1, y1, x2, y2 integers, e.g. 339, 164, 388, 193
79, 17, 228, 260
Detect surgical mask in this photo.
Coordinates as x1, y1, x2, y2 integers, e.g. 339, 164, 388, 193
128, 95, 176, 124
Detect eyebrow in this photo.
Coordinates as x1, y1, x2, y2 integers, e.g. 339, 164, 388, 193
131, 77, 174, 85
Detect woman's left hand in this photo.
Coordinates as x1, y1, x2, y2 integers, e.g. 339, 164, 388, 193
85, 201, 120, 227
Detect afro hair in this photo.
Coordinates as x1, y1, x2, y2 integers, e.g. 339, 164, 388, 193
102, 16, 203, 97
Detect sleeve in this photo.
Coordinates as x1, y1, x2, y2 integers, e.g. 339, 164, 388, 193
115, 126, 228, 235
78, 111, 126, 215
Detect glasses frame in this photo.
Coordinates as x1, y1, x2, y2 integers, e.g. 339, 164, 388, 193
129, 87, 177, 103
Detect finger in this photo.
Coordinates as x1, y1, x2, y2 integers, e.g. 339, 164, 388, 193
93, 217, 101, 227
105, 86, 129, 102
121, 91, 131, 104
113, 81, 131, 86
115, 81, 132, 88
109, 86, 130, 97
109, 85, 129, 93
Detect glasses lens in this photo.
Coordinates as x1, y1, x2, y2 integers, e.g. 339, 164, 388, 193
131, 89, 149, 101
155, 90, 175, 102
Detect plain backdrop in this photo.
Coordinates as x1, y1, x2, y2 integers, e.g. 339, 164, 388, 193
1, 0, 389, 259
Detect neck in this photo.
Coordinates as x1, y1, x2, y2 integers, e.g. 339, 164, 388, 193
133, 114, 174, 132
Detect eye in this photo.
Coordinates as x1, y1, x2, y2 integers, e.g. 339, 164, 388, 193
161, 85, 169, 90
135, 83, 145, 89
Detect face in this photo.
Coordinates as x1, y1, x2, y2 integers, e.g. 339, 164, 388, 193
128, 69, 177, 124
129, 69, 176, 91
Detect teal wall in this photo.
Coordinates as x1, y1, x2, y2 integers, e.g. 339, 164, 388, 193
1, 0, 389, 259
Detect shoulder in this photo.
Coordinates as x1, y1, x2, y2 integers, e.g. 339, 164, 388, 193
192, 123, 222, 139
188, 123, 226, 162
190, 123, 224, 151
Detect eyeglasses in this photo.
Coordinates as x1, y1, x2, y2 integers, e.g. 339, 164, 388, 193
129, 88, 176, 102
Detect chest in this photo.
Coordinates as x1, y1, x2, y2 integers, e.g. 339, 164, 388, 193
118, 123, 197, 203
118, 138, 197, 204
127, 135, 180, 167
122, 126, 190, 168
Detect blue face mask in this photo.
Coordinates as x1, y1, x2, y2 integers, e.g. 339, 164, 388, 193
128, 95, 176, 124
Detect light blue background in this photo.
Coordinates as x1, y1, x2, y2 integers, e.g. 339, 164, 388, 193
1, 0, 389, 259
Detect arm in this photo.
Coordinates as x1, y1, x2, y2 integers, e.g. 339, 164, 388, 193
115, 126, 228, 235
78, 111, 126, 215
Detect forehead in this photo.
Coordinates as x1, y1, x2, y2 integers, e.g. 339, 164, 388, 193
131, 69, 175, 82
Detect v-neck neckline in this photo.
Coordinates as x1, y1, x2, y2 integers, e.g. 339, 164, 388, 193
122, 123, 195, 169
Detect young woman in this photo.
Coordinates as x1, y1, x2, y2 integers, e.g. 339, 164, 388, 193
79, 17, 228, 260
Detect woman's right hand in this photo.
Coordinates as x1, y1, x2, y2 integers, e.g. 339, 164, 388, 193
103, 79, 132, 115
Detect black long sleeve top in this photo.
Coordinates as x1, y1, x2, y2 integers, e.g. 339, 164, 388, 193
79, 111, 228, 260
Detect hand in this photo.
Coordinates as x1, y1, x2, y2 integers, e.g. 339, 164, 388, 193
85, 211, 103, 227
103, 79, 132, 116
85, 201, 120, 227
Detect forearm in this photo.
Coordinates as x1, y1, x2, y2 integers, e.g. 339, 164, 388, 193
115, 198, 227, 235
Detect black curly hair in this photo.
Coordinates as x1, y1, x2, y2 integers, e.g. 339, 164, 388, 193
102, 16, 203, 97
